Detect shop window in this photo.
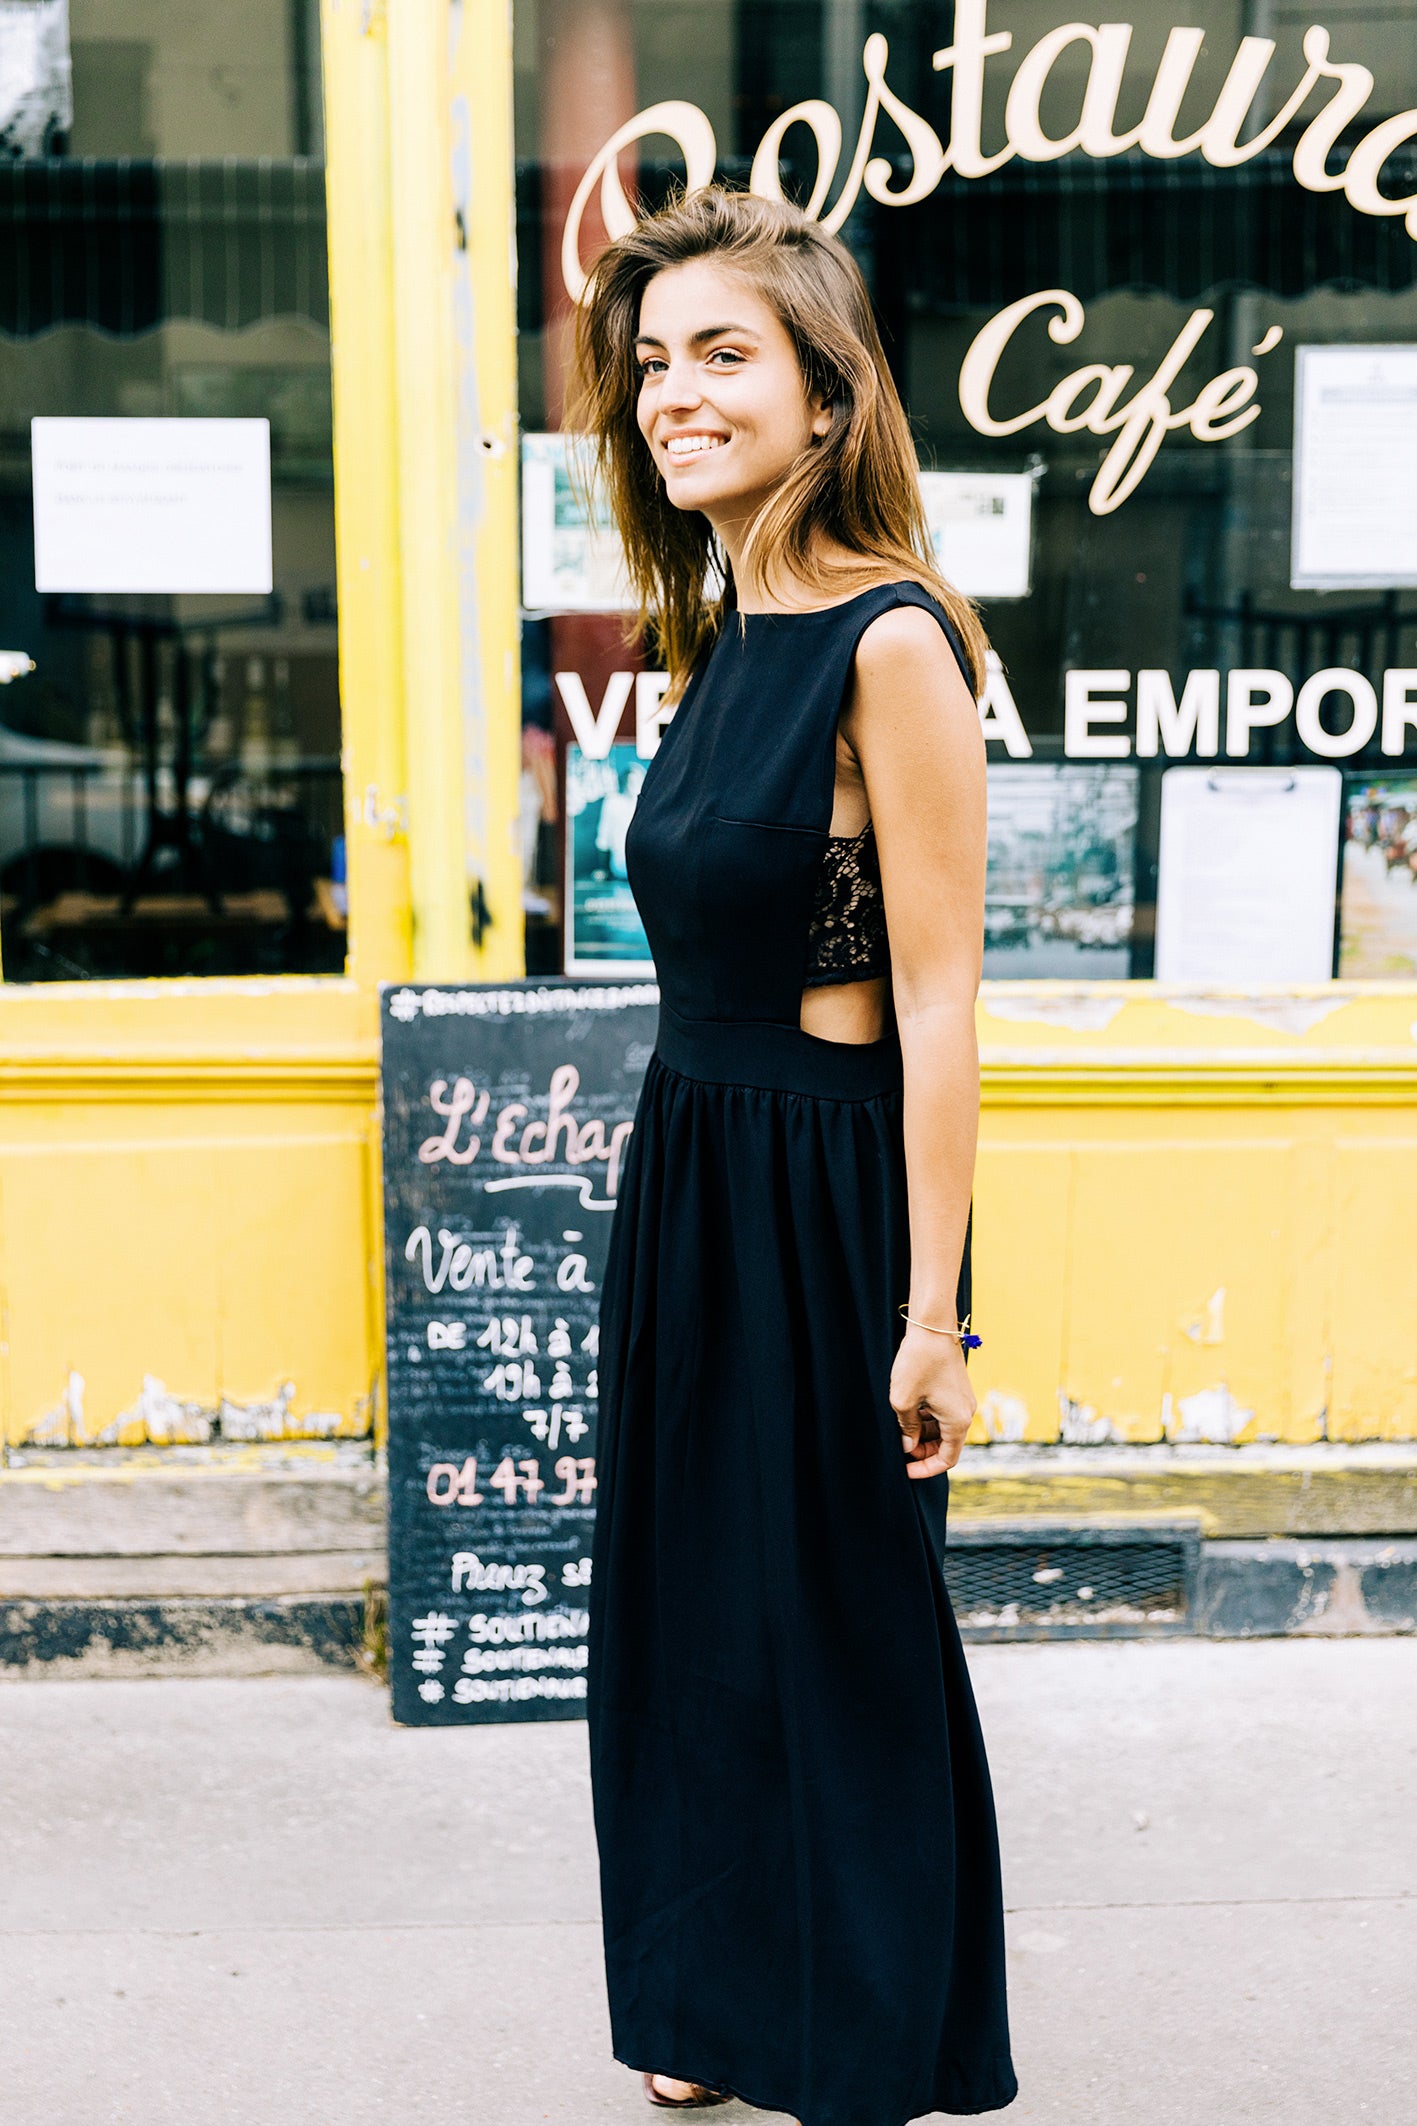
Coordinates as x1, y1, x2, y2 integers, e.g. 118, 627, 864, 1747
514, 0, 1417, 984
0, 0, 345, 980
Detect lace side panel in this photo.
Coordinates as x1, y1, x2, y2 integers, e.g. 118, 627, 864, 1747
802, 824, 891, 988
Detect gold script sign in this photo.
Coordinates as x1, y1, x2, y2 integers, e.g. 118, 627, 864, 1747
561, 6, 1417, 512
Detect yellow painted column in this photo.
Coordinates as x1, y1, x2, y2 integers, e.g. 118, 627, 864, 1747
450, 0, 525, 979
383, 0, 524, 984
320, 0, 413, 985
386, 1, 475, 981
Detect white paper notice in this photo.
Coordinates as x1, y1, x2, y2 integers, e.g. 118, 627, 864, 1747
919, 471, 1033, 599
521, 432, 633, 613
31, 417, 273, 594
1155, 767, 1342, 983
1291, 345, 1417, 589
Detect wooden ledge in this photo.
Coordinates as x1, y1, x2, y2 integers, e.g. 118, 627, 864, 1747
949, 1443, 1417, 1539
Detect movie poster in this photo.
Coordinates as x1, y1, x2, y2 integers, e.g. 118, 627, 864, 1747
564, 742, 652, 975
1339, 778, 1417, 978
982, 765, 1139, 979
520, 433, 633, 614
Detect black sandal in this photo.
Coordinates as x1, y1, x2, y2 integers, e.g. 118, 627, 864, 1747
642, 2071, 733, 2108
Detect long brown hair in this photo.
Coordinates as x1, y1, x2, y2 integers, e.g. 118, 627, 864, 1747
567, 187, 988, 698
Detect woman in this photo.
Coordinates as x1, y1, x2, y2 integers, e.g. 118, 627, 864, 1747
574, 189, 1017, 2126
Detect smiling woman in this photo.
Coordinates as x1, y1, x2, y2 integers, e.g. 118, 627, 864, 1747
571, 190, 987, 695
567, 189, 1015, 2126
634, 281, 828, 513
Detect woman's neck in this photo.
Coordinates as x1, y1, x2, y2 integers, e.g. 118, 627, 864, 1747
716, 523, 881, 616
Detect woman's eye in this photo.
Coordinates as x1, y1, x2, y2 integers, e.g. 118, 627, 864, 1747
708, 349, 744, 367
638, 358, 666, 378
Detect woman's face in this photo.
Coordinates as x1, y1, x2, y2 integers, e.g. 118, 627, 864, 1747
634, 259, 831, 532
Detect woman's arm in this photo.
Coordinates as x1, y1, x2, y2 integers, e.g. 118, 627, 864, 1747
842, 604, 987, 1479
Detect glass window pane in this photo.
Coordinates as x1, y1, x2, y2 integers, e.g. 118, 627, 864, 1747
513, 0, 1417, 984
0, 0, 344, 980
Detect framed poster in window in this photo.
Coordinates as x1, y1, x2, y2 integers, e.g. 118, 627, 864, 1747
1339, 778, 1417, 978
564, 742, 652, 976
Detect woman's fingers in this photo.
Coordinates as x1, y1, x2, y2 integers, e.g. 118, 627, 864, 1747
899, 1402, 968, 1478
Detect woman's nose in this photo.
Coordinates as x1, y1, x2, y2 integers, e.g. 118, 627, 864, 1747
659, 358, 704, 411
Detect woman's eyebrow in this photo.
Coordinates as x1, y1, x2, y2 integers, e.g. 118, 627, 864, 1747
633, 324, 759, 351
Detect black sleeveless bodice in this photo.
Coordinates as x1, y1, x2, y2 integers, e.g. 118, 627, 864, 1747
626, 582, 969, 1025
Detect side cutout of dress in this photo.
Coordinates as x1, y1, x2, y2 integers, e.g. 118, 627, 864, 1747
800, 819, 892, 1044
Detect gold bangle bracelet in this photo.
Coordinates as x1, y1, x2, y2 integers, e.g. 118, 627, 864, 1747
898, 1306, 982, 1351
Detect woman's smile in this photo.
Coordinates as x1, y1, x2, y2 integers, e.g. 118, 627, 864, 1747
662, 430, 729, 462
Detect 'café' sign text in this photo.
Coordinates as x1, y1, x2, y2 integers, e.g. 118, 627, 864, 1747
563, 7, 1417, 514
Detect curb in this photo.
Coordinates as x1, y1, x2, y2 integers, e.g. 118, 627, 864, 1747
1194, 1539, 1417, 1638
2, 1537, 1415, 1677
0, 1594, 369, 1677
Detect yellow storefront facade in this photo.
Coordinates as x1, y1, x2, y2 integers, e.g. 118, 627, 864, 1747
4, 0, 1417, 1473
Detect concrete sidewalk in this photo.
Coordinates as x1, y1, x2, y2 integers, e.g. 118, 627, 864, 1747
0, 1639, 1412, 2126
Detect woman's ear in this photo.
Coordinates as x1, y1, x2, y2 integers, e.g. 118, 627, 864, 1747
809, 394, 835, 441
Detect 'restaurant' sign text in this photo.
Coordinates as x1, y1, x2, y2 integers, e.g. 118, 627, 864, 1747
564, 7, 1417, 514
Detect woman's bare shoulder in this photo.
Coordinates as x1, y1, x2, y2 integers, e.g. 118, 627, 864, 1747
848, 603, 977, 736
855, 599, 954, 664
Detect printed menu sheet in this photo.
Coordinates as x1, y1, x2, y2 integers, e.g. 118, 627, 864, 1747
31, 416, 273, 595
919, 471, 1034, 600
1292, 346, 1417, 589
1155, 766, 1342, 983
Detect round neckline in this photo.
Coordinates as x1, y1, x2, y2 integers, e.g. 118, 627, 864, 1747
735, 581, 914, 621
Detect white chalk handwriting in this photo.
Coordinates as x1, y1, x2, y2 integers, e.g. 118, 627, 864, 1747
452, 1675, 587, 1704
417, 1063, 633, 1206
478, 1315, 539, 1356
405, 1222, 535, 1294
523, 1404, 589, 1450
461, 1643, 589, 1674
451, 1553, 550, 1605
411, 1611, 459, 1648
483, 1358, 544, 1402
466, 1606, 589, 1642
427, 1458, 486, 1506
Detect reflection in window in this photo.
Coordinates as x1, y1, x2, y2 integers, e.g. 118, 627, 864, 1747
0, 0, 344, 979
513, 0, 1417, 982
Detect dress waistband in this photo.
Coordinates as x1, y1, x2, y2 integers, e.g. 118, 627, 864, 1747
654, 1000, 904, 1102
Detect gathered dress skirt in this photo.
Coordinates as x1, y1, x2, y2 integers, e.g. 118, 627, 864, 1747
588, 1006, 1017, 2126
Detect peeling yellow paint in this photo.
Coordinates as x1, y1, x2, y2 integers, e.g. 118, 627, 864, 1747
0, 986, 383, 1449
972, 987, 1417, 1444
16, 1372, 375, 1451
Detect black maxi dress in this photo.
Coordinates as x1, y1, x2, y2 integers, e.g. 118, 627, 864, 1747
588, 582, 1017, 2126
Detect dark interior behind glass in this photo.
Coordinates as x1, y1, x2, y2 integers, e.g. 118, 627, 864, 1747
0, 0, 344, 980
514, 0, 1417, 981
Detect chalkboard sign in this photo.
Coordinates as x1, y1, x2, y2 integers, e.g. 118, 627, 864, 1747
380, 979, 658, 1726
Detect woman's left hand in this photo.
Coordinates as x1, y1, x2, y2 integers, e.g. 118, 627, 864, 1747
890, 1325, 977, 1479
